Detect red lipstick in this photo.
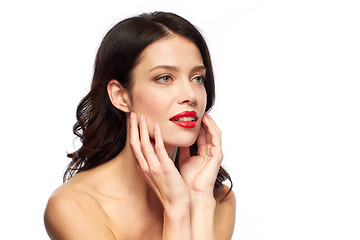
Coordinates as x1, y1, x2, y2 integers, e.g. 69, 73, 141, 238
170, 111, 198, 128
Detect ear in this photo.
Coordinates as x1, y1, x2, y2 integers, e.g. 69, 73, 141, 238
107, 79, 131, 113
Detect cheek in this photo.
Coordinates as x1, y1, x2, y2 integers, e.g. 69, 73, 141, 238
132, 88, 169, 113
131, 87, 173, 132
198, 88, 207, 112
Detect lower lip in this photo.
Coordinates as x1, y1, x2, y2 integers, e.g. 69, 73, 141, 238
171, 121, 197, 128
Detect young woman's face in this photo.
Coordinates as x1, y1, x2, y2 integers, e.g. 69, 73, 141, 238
130, 35, 207, 148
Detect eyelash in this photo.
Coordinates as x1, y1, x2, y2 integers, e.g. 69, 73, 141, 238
156, 75, 205, 84
156, 75, 173, 83
192, 75, 205, 83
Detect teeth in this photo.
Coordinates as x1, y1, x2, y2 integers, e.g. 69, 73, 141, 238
173, 117, 196, 122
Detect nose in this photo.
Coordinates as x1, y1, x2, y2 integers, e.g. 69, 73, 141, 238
177, 79, 197, 106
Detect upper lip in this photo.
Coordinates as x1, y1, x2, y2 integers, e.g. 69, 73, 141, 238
170, 111, 198, 121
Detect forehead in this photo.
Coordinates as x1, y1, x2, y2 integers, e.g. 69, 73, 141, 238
134, 35, 204, 72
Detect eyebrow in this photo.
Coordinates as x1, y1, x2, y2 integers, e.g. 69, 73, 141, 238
191, 65, 207, 73
149, 65, 178, 72
149, 65, 206, 74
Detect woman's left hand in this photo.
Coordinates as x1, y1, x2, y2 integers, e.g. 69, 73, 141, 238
178, 112, 223, 197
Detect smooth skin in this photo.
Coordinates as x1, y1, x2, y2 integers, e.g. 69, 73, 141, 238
130, 112, 228, 239
44, 114, 235, 240
44, 35, 235, 239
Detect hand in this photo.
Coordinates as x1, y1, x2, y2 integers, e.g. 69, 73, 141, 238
129, 112, 190, 209
178, 112, 223, 197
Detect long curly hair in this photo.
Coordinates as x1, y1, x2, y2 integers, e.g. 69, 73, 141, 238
64, 12, 232, 197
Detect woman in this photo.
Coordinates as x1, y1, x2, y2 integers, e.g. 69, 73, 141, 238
44, 12, 236, 239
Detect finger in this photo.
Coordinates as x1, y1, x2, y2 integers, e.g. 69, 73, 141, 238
129, 112, 149, 172
139, 115, 159, 167
204, 112, 221, 137
195, 126, 207, 156
201, 122, 213, 157
154, 123, 171, 164
201, 114, 223, 161
135, 116, 164, 193
201, 113, 221, 149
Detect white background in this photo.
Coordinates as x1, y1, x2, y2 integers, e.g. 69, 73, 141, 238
1, 0, 359, 239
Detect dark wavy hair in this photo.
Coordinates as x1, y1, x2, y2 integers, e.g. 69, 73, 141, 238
64, 11, 232, 197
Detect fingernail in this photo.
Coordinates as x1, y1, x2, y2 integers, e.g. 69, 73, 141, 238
140, 115, 144, 122
130, 112, 134, 119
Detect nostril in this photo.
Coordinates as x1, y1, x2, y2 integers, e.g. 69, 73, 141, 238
191, 97, 198, 106
177, 80, 198, 105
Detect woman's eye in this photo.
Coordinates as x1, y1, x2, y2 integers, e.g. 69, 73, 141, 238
157, 75, 172, 83
192, 76, 205, 83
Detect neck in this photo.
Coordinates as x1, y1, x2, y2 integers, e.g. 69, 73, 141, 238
93, 136, 176, 210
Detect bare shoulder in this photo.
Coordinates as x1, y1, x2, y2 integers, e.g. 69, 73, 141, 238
44, 181, 115, 240
214, 185, 236, 240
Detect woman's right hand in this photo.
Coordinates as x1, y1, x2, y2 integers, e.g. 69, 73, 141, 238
129, 112, 190, 209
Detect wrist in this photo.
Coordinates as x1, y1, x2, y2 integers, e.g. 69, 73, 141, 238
163, 192, 190, 208
189, 191, 217, 240
190, 190, 216, 215
164, 205, 190, 220
189, 190, 216, 203
163, 201, 192, 240
163, 198, 191, 218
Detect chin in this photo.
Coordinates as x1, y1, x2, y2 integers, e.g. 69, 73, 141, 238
174, 140, 197, 148
164, 132, 198, 148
